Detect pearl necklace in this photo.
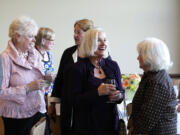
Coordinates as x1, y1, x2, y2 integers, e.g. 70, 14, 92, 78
18, 51, 28, 59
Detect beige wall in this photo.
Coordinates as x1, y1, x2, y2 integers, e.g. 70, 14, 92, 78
0, 0, 180, 74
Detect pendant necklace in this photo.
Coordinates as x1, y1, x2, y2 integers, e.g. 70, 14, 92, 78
39, 51, 49, 62
94, 64, 102, 74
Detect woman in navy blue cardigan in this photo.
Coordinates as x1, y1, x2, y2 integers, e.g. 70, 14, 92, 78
68, 28, 124, 135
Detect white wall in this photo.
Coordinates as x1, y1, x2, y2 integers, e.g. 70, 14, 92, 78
0, 0, 180, 74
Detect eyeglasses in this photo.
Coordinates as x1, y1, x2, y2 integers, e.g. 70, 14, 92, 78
24, 34, 36, 39
45, 38, 54, 42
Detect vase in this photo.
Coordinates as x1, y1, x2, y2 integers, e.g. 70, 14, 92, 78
125, 90, 136, 102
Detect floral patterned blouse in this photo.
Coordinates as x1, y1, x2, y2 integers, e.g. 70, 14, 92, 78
42, 51, 54, 94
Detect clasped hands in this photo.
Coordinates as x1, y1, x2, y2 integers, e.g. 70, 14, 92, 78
26, 72, 56, 92
98, 83, 122, 102
44, 72, 56, 83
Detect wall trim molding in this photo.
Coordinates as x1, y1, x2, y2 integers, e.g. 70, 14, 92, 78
169, 74, 180, 79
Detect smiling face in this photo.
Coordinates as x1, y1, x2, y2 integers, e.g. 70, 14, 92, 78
41, 38, 54, 51
35, 27, 55, 52
94, 31, 108, 58
16, 31, 36, 52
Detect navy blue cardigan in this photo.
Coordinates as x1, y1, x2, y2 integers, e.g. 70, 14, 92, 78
68, 58, 124, 135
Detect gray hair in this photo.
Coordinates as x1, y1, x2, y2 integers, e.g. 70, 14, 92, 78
9, 16, 38, 38
137, 37, 173, 71
79, 27, 109, 58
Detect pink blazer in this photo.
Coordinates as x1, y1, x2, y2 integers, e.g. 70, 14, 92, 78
0, 40, 46, 118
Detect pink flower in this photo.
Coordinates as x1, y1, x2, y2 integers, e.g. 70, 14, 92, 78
129, 74, 140, 79
122, 80, 129, 88
122, 74, 141, 91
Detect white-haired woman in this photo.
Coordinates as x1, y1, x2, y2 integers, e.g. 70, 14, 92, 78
68, 28, 124, 135
128, 37, 177, 135
0, 16, 50, 135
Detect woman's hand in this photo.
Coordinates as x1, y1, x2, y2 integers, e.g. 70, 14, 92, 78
108, 90, 122, 102
27, 79, 45, 91
177, 104, 180, 112
44, 72, 56, 83
97, 83, 116, 96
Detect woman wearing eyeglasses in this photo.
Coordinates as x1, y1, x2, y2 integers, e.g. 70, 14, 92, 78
35, 27, 56, 95
35, 27, 56, 135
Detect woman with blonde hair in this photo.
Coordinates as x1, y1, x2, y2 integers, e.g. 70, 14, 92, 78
68, 27, 124, 135
50, 19, 95, 135
35, 27, 56, 134
35, 27, 55, 94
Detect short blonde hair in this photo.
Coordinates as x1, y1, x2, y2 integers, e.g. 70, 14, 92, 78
35, 27, 55, 46
79, 27, 109, 58
137, 37, 173, 71
74, 19, 94, 32
9, 16, 38, 38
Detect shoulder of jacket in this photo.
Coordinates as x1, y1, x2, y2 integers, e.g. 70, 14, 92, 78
64, 45, 77, 53
105, 58, 118, 67
1, 50, 10, 61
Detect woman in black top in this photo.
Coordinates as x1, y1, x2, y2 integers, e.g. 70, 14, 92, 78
50, 19, 94, 135
68, 28, 124, 135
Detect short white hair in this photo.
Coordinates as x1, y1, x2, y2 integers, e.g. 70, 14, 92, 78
79, 27, 109, 58
137, 37, 173, 71
9, 16, 38, 38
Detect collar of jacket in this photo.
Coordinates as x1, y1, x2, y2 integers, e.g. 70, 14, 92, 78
5, 40, 44, 75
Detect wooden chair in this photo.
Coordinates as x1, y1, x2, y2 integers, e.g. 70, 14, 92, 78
47, 94, 61, 135
0, 117, 4, 135
30, 117, 46, 135
126, 103, 132, 117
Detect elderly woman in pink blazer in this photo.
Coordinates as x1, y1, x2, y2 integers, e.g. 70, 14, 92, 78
0, 16, 51, 135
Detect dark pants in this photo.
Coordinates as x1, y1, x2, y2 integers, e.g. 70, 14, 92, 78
2, 112, 50, 135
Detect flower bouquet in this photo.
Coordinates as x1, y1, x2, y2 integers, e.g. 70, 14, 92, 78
121, 74, 141, 101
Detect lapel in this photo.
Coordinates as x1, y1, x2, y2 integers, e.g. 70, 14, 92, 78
71, 45, 78, 63
6, 40, 44, 75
